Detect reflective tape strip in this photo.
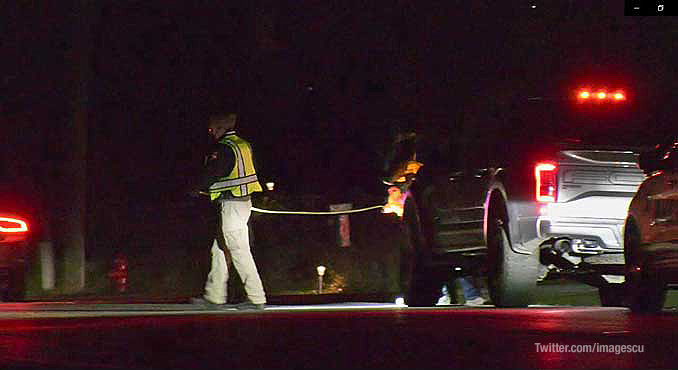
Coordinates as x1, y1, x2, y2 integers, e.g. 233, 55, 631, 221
209, 174, 259, 190
224, 139, 248, 195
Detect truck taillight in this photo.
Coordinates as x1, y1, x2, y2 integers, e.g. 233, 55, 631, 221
0, 217, 29, 233
535, 163, 557, 203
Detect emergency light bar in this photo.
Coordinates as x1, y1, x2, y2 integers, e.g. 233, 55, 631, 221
577, 89, 626, 102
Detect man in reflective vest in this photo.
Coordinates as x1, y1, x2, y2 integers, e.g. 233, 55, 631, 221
191, 112, 266, 310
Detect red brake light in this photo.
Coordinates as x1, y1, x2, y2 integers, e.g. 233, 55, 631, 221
579, 91, 590, 99
613, 91, 625, 100
596, 91, 607, 99
0, 217, 29, 233
535, 163, 557, 203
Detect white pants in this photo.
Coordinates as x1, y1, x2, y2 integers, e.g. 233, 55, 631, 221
203, 198, 266, 305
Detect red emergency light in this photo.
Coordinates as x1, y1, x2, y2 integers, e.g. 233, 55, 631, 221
576, 88, 626, 102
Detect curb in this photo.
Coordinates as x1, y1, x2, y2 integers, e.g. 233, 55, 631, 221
21, 292, 401, 305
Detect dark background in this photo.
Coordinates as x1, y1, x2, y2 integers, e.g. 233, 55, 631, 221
3, 1, 677, 196
0, 1, 676, 295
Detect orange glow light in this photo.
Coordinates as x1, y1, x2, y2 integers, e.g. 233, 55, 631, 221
613, 92, 625, 100
596, 91, 606, 99
383, 187, 405, 217
578, 91, 590, 99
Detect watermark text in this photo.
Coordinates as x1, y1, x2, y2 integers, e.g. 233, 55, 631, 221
535, 343, 644, 355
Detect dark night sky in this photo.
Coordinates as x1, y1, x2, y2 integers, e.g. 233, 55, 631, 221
2, 1, 677, 207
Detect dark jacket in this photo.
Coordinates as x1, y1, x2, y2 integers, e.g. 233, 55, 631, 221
196, 135, 235, 198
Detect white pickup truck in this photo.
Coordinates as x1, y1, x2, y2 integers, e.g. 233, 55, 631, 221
536, 144, 645, 306
383, 95, 665, 307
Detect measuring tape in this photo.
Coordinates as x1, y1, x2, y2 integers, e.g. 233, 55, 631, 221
251, 205, 384, 215
197, 191, 385, 215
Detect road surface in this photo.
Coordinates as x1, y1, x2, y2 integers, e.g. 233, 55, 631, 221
0, 297, 676, 370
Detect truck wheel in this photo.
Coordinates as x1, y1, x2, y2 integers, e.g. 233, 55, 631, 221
401, 196, 439, 307
624, 225, 666, 313
627, 274, 666, 313
487, 223, 536, 308
598, 284, 626, 307
405, 256, 440, 307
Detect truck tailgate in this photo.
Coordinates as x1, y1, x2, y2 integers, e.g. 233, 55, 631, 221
557, 150, 645, 204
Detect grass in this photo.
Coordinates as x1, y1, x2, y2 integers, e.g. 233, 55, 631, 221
22, 195, 404, 300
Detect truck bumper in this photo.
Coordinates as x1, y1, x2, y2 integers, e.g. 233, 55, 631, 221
536, 196, 631, 254
537, 216, 625, 254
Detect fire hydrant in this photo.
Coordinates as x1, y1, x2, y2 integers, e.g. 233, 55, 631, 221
108, 254, 128, 293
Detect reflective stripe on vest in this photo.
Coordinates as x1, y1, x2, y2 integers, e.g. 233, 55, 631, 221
208, 133, 263, 200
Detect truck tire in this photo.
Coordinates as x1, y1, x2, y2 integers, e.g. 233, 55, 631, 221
401, 196, 439, 307
487, 223, 536, 308
624, 224, 666, 313
598, 284, 626, 307
626, 273, 666, 313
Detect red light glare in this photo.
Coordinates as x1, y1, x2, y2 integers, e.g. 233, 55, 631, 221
0, 217, 29, 233
576, 88, 627, 102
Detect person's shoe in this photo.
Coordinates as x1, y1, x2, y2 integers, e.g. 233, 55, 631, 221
234, 300, 266, 310
190, 297, 227, 308
436, 294, 452, 306
537, 263, 556, 282
464, 297, 486, 306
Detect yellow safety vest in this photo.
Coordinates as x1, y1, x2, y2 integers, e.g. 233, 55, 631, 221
208, 133, 263, 201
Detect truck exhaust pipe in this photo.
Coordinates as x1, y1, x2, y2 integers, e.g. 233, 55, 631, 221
553, 238, 572, 254
539, 237, 576, 270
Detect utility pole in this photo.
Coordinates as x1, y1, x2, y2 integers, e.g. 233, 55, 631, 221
57, 0, 97, 292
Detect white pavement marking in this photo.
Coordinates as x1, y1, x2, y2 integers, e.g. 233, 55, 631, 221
0, 302, 408, 318
0, 302, 626, 319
